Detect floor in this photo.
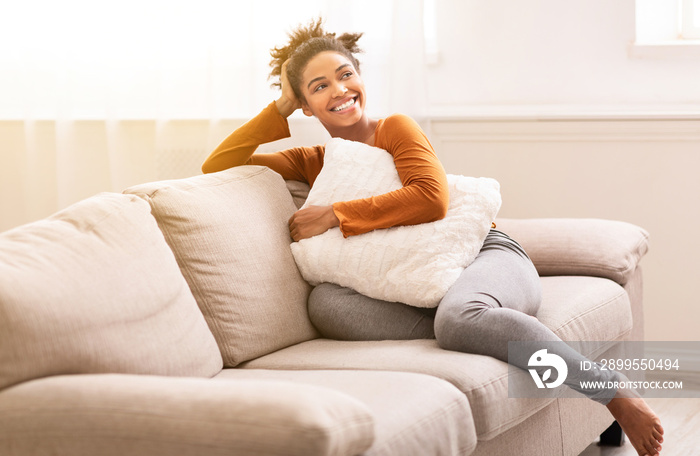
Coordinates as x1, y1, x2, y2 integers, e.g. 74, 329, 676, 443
579, 397, 700, 455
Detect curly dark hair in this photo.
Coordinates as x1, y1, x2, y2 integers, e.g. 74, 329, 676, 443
269, 18, 363, 101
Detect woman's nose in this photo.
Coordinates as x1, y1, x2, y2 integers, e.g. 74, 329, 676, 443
333, 84, 348, 97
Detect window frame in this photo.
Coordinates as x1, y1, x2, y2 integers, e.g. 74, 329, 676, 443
631, 0, 700, 59
681, 0, 700, 39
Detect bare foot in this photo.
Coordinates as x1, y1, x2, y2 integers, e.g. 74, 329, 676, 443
606, 396, 664, 456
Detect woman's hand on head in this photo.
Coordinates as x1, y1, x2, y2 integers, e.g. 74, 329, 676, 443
288, 205, 340, 242
275, 60, 302, 118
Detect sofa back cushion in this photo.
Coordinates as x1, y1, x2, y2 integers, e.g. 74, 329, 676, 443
493, 218, 649, 286
0, 193, 223, 391
124, 166, 317, 367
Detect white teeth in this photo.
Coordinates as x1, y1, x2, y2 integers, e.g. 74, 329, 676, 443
331, 98, 356, 112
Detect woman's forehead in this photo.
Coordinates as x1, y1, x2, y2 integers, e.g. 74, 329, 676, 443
302, 52, 354, 81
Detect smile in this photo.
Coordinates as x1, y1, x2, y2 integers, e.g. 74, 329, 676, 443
330, 97, 357, 112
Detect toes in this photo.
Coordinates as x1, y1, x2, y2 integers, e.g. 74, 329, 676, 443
648, 441, 661, 456
638, 444, 652, 456
652, 430, 663, 443
642, 440, 659, 456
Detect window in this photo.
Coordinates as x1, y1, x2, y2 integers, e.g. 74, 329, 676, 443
682, 0, 700, 39
632, 0, 700, 58
0, 0, 400, 120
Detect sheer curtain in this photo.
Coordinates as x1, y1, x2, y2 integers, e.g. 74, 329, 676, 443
0, 0, 429, 231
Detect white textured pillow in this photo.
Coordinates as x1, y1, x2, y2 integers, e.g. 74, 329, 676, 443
290, 138, 501, 308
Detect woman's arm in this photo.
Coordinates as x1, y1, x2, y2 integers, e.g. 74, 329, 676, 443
332, 114, 450, 237
202, 60, 304, 174
201, 101, 326, 186
201, 102, 291, 174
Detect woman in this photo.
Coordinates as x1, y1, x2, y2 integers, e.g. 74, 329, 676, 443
202, 19, 664, 456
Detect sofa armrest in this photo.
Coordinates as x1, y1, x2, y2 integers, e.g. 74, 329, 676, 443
495, 218, 649, 286
0, 374, 374, 456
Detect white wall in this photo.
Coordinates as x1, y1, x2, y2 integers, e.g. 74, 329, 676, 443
426, 0, 700, 112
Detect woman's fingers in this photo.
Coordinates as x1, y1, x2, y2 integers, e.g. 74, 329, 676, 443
275, 60, 301, 117
288, 205, 339, 241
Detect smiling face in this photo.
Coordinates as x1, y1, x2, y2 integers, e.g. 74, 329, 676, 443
299, 51, 368, 130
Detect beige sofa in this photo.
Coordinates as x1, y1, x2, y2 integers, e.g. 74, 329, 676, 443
0, 166, 650, 456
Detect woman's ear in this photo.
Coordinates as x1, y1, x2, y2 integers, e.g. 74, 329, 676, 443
301, 102, 314, 117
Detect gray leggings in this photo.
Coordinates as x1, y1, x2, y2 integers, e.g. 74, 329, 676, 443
308, 230, 619, 404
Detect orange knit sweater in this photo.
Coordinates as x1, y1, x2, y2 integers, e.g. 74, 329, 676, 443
202, 102, 449, 237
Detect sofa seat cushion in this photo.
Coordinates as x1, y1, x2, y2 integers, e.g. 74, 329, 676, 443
124, 166, 318, 367
215, 369, 476, 456
535, 276, 633, 343
240, 339, 537, 441
239, 276, 632, 440
0, 193, 223, 391
0, 374, 373, 456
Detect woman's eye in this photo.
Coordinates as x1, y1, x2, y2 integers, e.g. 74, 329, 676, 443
314, 84, 326, 92
341, 72, 353, 79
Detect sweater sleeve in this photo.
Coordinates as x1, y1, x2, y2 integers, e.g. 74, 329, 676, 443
201, 101, 290, 173
201, 101, 324, 185
332, 115, 450, 237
